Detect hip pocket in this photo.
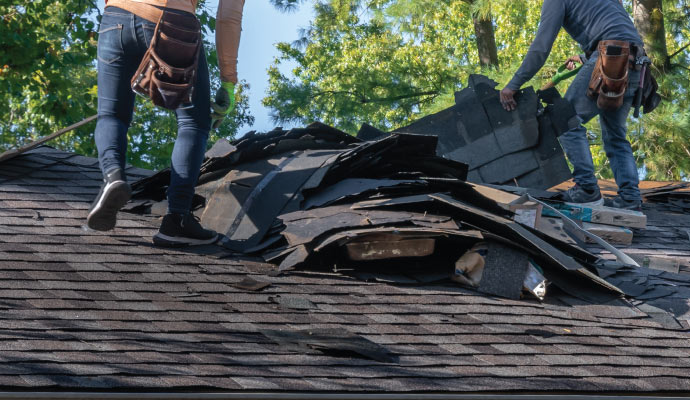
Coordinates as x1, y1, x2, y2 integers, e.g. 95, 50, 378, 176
97, 23, 124, 64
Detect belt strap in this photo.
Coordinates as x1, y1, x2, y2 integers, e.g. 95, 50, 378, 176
106, 0, 164, 23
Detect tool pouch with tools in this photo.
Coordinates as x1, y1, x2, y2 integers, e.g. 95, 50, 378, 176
131, 10, 201, 110
586, 40, 631, 112
631, 44, 662, 115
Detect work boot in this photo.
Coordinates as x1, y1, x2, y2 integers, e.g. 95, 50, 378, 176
153, 212, 219, 247
556, 184, 604, 206
87, 169, 131, 231
605, 196, 643, 212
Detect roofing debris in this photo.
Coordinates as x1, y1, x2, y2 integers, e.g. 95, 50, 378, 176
128, 76, 685, 324
492, 184, 647, 246
641, 182, 690, 212
114, 73, 690, 350
132, 128, 614, 303
359, 75, 578, 190
261, 328, 399, 363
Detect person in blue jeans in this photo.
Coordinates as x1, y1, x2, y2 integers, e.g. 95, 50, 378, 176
499, 0, 644, 210
87, 0, 246, 245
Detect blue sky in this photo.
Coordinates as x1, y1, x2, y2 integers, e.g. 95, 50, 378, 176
226, 0, 313, 132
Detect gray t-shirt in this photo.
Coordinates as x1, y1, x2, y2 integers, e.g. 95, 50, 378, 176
507, 0, 642, 90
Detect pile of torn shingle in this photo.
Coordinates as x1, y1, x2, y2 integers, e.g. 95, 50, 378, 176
126, 74, 685, 309
130, 121, 624, 304
641, 182, 690, 212
359, 74, 578, 190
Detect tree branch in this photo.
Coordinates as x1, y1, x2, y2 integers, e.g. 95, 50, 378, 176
360, 91, 439, 104
668, 42, 690, 61
312, 89, 440, 105
671, 63, 690, 72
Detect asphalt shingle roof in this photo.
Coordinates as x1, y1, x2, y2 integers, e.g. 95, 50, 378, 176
0, 146, 689, 394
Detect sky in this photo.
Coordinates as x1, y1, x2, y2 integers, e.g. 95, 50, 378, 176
227, 1, 313, 132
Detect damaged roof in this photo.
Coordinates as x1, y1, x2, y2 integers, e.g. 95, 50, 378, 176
1, 144, 690, 394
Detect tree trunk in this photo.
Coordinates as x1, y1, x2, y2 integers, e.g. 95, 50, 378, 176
632, 0, 669, 70
473, 15, 499, 68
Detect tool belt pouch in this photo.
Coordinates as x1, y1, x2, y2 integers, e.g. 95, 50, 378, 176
586, 40, 630, 112
131, 11, 201, 110
641, 71, 661, 114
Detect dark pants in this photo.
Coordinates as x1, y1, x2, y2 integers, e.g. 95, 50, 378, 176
560, 51, 641, 202
95, 6, 210, 214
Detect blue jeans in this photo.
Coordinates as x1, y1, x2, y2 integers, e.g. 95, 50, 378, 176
560, 51, 641, 201
95, 6, 210, 214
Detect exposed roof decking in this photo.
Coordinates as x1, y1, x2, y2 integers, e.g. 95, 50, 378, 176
0, 147, 689, 393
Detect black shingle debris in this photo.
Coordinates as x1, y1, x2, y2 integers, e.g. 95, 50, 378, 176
640, 182, 690, 212
126, 88, 683, 311
128, 128, 605, 304
261, 328, 399, 363
358, 74, 576, 190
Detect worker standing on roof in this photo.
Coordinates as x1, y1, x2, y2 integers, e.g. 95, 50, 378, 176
87, 0, 245, 245
499, 0, 645, 211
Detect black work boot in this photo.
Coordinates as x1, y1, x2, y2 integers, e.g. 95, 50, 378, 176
556, 184, 604, 206
87, 169, 131, 231
153, 213, 219, 247
605, 196, 643, 212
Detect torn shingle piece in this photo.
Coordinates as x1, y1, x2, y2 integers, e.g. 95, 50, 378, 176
204, 138, 237, 159
454, 87, 492, 143
279, 206, 459, 248
202, 150, 341, 252
444, 132, 504, 169
478, 150, 539, 185
261, 328, 398, 363
231, 277, 271, 292
636, 286, 677, 300
393, 107, 466, 155
477, 241, 530, 300
303, 179, 420, 210
616, 281, 648, 297
356, 123, 388, 141
278, 245, 310, 271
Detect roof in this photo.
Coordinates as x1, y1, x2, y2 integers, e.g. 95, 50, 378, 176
0, 146, 689, 394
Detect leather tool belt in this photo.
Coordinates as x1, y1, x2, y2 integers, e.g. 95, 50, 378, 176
586, 40, 633, 112
131, 9, 201, 110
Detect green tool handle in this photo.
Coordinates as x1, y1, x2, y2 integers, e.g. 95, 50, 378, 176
540, 62, 583, 90
552, 63, 582, 84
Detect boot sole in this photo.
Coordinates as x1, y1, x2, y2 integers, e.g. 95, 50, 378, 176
87, 181, 132, 231
152, 232, 220, 248
565, 198, 604, 207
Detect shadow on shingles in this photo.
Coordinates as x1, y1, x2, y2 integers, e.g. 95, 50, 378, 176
115, 238, 233, 257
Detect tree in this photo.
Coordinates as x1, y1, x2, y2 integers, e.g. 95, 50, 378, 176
264, 0, 577, 131
265, 0, 690, 180
0, 0, 253, 171
620, 0, 690, 180
633, 0, 669, 70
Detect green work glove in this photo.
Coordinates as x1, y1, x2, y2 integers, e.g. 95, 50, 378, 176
211, 81, 236, 129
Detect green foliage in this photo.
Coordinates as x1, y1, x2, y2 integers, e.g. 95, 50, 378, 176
0, 0, 99, 154
265, 0, 690, 180
264, 0, 579, 132
0, 0, 253, 171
